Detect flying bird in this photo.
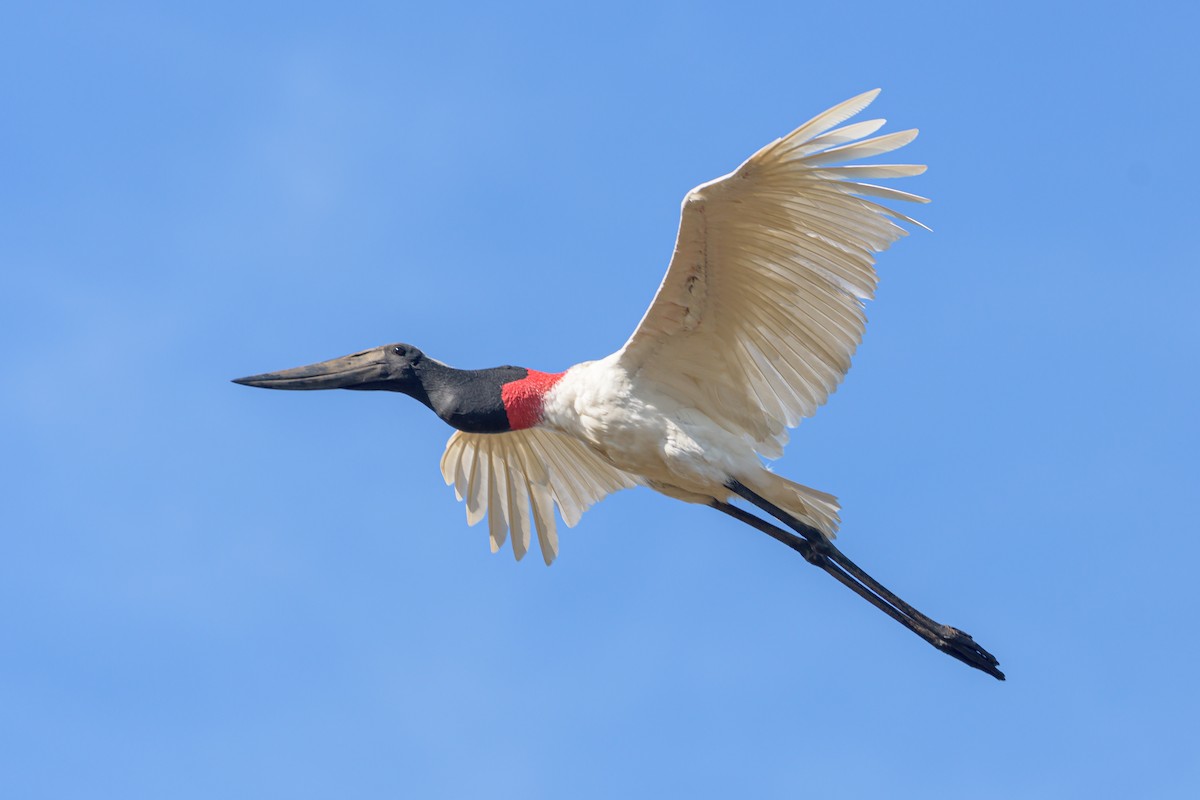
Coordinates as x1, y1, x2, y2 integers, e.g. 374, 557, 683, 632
235, 90, 1004, 680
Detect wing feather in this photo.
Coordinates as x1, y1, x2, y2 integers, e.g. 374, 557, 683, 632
814, 163, 928, 179
440, 427, 637, 564
485, 442, 507, 553
506, 465, 531, 562
464, 439, 485, 526
767, 89, 883, 158
790, 118, 887, 156
799, 129, 919, 166
617, 90, 925, 454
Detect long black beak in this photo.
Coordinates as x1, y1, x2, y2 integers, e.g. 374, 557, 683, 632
233, 347, 390, 390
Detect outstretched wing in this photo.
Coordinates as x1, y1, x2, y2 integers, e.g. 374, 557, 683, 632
617, 89, 927, 458
440, 428, 638, 565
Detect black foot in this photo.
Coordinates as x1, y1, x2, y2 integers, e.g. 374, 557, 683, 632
934, 625, 1005, 680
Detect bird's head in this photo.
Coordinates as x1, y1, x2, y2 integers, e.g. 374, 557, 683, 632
233, 343, 427, 395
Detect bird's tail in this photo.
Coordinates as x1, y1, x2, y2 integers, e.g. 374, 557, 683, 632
741, 470, 841, 538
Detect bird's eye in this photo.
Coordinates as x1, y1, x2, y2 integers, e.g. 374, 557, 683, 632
393, 346, 406, 356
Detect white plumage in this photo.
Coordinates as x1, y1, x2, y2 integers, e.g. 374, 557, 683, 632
440, 89, 926, 565
238, 89, 1004, 678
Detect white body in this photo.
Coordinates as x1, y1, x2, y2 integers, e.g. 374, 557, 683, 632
441, 89, 925, 564
542, 354, 756, 505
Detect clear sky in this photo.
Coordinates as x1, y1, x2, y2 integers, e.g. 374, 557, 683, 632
3, 2, 1198, 797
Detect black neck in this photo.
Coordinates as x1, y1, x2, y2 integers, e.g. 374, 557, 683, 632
400, 359, 528, 433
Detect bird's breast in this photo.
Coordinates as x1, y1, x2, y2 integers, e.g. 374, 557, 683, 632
540, 357, 756, 498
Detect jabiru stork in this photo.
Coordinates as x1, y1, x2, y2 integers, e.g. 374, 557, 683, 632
235, 90, 1004, 680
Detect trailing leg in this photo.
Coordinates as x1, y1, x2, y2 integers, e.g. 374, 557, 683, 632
713, 487, 1004, 680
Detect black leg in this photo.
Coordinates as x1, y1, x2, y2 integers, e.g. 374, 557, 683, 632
727, 481, 945, 631
714, 485, 1004, 681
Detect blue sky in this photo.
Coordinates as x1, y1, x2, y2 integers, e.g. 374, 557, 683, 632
3, 2, 1198, 797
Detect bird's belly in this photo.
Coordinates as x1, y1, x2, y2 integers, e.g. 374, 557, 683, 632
541, 360, 756, 503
